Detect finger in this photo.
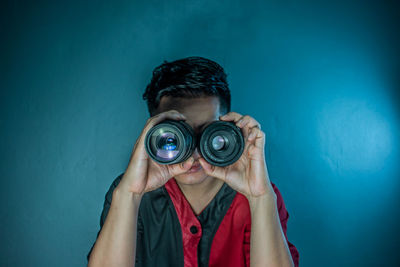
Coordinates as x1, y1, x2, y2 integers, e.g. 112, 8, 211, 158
219, 112, 252, 139
247, 125, 260, 141
248, 127, 266, 149
132, 110, 187, 163
219, 111, 243, 122
138, 110, 186, 144
198, 158, 227, 181
168, 157, 195, 176
145, 109, 186, 129
232, 115, 260, 141
236, 115, 261, 130
255, 129, 266, 149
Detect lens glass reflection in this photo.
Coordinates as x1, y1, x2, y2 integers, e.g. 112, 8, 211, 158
155, 132, 179, 160
212, 135, 225, 151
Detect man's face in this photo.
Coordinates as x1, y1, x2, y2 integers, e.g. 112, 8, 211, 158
157, 95, 221, 185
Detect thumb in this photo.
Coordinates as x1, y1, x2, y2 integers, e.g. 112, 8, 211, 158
168, 157, 195, 176
199, 158, 227, 181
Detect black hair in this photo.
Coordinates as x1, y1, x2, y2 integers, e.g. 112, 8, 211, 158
142, 56, 231, 116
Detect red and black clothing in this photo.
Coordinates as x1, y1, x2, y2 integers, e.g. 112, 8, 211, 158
87, 173, 300, 266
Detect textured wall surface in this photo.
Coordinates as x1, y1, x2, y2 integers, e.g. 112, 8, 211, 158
1, 0, 399, 266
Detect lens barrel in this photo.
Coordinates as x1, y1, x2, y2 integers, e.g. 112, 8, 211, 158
144, 119, 196, 165
199, 121, 244, 166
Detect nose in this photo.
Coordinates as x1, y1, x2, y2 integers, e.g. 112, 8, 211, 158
192, 147, 201, 160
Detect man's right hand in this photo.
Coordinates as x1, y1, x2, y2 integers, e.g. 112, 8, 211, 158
116, 110, 195, 196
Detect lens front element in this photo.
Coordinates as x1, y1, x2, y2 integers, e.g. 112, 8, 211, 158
155, 131, 179, 160
200, 121, 244, 167
211, 135, 227, 151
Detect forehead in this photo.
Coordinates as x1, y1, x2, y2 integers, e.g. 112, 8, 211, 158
158, 96, 220, 129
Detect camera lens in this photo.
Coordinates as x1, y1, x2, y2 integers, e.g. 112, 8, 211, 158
211, 135, 227, 151
145, 119, 195, 164
199, 121, 244, 167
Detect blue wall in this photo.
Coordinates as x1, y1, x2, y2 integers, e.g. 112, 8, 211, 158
1, 0, 399, 266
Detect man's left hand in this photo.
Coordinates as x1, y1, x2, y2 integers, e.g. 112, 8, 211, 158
198, 112, 275, 199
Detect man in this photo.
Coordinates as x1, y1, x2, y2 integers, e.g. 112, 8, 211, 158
87, 56, 299, 266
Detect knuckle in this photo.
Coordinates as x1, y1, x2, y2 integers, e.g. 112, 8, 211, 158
229, 111, 240, 118
248, 116, 256, 123
245, 115, 258, 126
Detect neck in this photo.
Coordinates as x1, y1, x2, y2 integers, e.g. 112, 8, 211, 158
175, 176, 225, 210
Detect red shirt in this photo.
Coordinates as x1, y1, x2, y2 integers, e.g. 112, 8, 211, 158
87, 173, 300, 267
165, 178, 300, 267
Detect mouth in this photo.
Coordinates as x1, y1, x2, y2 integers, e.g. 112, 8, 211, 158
187, 163, 202, 173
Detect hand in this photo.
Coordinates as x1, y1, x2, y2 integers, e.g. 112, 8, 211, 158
198, 112, 275, 199
117, 110, 195, 195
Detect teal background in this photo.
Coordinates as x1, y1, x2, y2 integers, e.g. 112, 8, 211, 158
1, 0, 399, 266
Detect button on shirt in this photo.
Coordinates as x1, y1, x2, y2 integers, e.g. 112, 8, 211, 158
87, 173, 300, 267
190, 225, 198, 234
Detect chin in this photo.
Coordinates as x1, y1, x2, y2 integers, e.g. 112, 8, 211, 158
174, 169, 209, 185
